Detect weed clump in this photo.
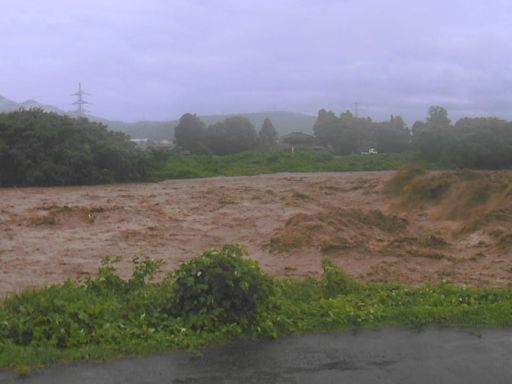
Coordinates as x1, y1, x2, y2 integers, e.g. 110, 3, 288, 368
321, 258, 360, 297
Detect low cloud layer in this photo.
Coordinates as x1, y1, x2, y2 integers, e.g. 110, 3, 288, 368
1, 0, 511, 123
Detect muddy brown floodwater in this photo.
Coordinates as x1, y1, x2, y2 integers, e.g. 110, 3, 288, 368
1, 171, 511, 297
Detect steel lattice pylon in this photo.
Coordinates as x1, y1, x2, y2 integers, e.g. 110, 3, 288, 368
72, 83, 91, 117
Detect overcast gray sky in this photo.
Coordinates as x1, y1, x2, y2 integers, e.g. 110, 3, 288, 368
1, 0, 511, 123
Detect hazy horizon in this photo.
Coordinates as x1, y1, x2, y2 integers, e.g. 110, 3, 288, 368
1, 0, 512, 123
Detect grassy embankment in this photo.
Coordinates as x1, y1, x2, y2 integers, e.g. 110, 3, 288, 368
1, 246, 511, 374
151, 150, 434, 179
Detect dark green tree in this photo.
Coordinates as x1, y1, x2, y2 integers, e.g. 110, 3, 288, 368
206, 116, 258, 155
336, 111, 374, 154
412, 106, 453, 162
449, 117, 512, 168
427, 105, 451, 125
173, 113, 206, 154
258, 118, 278, 148
313, 109, 339, 146
313, 109, 374, 154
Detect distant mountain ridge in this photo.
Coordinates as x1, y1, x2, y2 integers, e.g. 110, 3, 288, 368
0, 95, 67, 115
0, 95, 316, 140
0, 96, 20, 111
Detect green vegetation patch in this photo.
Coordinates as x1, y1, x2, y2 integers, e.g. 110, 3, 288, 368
152, 150, 429, 180
1, 245, 512, 373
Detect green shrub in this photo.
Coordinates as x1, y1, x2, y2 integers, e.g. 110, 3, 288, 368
0, 282, 115, 348
167, 244, 274, 324
85, 256, 163, 295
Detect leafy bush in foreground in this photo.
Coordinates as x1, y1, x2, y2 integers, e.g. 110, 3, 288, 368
167, 244, 274, 324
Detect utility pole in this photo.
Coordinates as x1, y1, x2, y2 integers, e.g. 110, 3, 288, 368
72, 83, 91, 117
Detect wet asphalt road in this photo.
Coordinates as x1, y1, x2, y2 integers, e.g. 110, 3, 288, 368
1, 328, 511, 384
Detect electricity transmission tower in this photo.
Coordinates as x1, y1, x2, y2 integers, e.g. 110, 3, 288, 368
72, 83, 91, 117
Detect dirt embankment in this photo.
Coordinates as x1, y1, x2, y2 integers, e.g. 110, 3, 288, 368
1, 170, 511, 296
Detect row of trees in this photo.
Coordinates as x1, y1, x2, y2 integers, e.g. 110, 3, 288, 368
313, 105, 512, 168
412, 106, 512, 168
0, 109, 149, 186
175, 111, 413, 156
175, 106, 512, 169
174, 114, 278, 155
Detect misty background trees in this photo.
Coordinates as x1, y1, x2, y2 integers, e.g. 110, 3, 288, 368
412, 106, 452, 162
172, 106, 512, 170
206, 116, 259, 155
174, 114, 270, 155
258, 118, 278, 148
313, 109, 410, 154
412, 106, 512, 168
